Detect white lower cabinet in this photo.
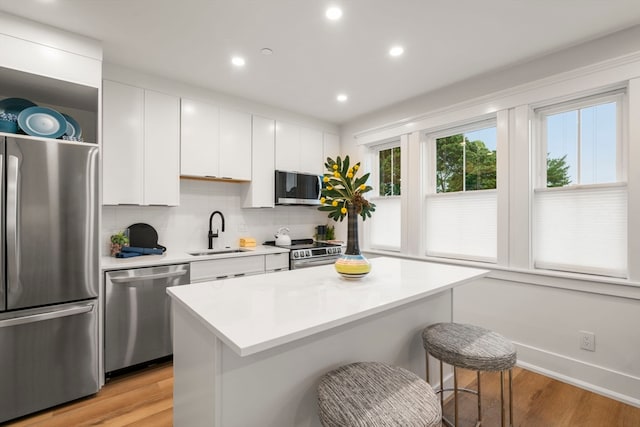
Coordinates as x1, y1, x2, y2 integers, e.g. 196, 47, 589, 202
190, 256, 265, 283
265, 253, 289, 272
190, 253, 289, 283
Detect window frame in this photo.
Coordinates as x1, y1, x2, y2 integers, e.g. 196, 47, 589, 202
422, 117, 499, 263
426, 118, 498, 195
532, 89, 628, 278
372, 141, 402, 197
366, 140, 403, 252
534, 90, 625, 190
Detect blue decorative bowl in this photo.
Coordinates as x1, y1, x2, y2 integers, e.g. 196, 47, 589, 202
0, 119, 18, 134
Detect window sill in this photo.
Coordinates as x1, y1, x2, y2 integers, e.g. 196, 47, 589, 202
363, 249, 640, 301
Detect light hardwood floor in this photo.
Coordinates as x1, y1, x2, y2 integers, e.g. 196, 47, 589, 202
6, 362, 640, 426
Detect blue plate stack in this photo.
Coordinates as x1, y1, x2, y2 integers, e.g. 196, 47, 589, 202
0, 97, 83, 140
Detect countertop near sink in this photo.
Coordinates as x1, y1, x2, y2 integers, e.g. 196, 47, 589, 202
100, 245, 289, 271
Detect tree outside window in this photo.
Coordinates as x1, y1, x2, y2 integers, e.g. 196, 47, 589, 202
435, 127, 497, 193
379, 146, 400, 196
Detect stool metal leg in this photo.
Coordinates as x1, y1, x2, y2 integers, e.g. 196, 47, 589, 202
439, 360, 444, 414
500, 370, 505, 427
425, 351, 430, 383
454, 366, 459, 427
477, 371, 482, 426
509, 369, 513, 427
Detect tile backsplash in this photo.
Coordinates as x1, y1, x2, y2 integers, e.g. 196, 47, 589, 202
101, 179, 331, 255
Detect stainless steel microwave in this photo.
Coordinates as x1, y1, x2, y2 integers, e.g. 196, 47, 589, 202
275, 170, 322, 205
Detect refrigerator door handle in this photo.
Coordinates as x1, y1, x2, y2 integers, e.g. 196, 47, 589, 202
109, 269, 188, 284
7, 154, 19, 299
0, 153, 3, 311
0, 303, 94, 328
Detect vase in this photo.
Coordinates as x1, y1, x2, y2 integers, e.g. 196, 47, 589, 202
334, 204, 371, 279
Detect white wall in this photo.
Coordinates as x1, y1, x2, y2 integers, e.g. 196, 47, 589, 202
340, 25, 640, 406
102, 179, 328, 254
101, 64, 337, 255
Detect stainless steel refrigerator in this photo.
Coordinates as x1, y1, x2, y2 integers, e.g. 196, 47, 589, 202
0, 135, 99, 423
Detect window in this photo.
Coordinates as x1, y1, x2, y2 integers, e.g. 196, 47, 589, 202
436, 127, 497, 193
542, 97, 619, 187
425, 122, 498, 262
378, 146, 401, 196
534, 91, 627, 277
368, 143, 401, 251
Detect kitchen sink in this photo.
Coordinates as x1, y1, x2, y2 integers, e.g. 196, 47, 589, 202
188, 249, 247, 256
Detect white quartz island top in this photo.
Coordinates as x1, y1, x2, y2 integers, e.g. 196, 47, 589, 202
167, 256, 489, 357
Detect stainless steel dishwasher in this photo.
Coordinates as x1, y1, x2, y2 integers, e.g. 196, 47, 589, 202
105, 264, 190, 373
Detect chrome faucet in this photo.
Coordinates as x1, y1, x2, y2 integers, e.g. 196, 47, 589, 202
208, 211, 225, 249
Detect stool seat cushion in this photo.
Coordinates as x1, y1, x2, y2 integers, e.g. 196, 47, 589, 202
422, 323, 516, 372
318, 361, 441, 427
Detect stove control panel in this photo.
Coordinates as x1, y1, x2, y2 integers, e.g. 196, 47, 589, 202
291, 246, 342, 259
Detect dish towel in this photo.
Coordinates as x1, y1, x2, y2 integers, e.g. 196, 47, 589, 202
115, 251, 141, 258
240, 237, 257, 247
121, 246, 165, 255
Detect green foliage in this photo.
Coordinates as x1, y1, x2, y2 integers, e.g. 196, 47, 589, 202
318, 155, 376, 221
379, 147, 401, 196
110, 231, 129, 246
436, 135, 496, 192
547, 154, 572, 187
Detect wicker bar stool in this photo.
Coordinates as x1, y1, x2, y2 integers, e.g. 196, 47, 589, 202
422, 323, 516, 427
317, 361, 441, 427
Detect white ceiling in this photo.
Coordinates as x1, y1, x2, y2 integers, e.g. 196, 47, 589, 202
2, 0, 640, 124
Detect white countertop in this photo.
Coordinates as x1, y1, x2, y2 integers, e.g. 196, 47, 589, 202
100, 245, 289, 271
167, 257, 489, 357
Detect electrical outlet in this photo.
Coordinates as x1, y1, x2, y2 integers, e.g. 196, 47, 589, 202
579, 331, 596, 352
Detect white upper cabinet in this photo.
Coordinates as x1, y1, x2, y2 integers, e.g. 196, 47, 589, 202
102, 80, 144, 205
299, 127, 324, 175
144, 90, 180, 205
180, 98, 219, 177
323, 133, 340, 166
243, 115, 275, 208
274, 121, 300, 172
219, 109, 252, 180
275, 121, 324, 174
180, 98, 252, 181
102, 80, 180, 206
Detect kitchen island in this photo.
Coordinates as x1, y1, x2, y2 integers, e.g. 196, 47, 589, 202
167, 256, 488, 427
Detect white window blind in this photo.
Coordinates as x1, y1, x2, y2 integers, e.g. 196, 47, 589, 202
425, 190, 497, 262
368, 196, 401, 251
534, 185, 627, 277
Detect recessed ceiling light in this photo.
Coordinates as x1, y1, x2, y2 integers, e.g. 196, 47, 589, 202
389, 46, 404, 57
260, 48, 273, 55
337, 94, 348, 102
326, 7, 343, 20
231, 56, 246, 67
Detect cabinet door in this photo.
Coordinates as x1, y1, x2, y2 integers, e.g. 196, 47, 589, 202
144, 90, 180, 206
323, 133, 340, 166
243, 115, 275, 208
219, 108, 252, 180
102, 80, 144, 205
299, 127, 324, 175
181, 98, 219, 177
275, 121, 300, 171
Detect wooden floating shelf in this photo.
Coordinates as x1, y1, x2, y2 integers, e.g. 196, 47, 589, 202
180, 175, 251, 184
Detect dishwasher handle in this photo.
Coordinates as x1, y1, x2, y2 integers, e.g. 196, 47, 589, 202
109, 269, 188, 284
0, 304, 94, 328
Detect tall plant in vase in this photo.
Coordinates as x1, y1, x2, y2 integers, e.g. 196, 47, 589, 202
318, 155, 376, 279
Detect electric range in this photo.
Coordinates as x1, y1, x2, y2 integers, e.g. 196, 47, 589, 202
263, 238, 343, 269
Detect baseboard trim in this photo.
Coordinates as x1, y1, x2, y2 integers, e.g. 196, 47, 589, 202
514, 342, 640, 408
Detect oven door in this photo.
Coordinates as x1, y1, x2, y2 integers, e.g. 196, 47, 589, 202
291, 255, 340, 269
